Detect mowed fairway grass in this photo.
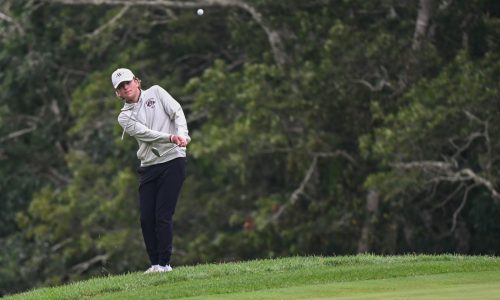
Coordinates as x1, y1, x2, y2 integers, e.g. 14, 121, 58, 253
7, 255, 500, 300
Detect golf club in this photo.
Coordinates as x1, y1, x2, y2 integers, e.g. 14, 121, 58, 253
151, 144, 178, 157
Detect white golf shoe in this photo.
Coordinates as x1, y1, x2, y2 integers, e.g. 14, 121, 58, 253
161, 265, 173, 272
144, 265, 173, 274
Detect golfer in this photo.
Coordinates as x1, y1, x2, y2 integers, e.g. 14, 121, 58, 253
112, 68, 190, 273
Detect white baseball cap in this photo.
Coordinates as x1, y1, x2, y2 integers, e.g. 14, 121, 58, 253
111, 68, 135, 89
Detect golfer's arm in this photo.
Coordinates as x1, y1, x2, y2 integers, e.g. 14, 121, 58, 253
155, 85, 191, 143
172, 107, 191, 144
118, 114, 170, 143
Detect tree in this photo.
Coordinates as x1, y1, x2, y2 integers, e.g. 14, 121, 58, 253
364, 51, 500, 253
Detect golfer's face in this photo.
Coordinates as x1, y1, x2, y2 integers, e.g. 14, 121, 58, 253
116, 79, 140, 102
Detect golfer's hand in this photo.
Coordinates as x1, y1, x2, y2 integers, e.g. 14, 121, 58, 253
170, 135, 187, 147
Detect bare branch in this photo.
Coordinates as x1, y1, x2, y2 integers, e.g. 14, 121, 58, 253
266, 156, 318, 223
394, 161, 500, 201
462, 110, 492, 172
47, 167, 72, 185
330, 213, 352, 230
432, 183, 464, 210
51, 238, 72, 252
290, 155, 318, 205
439, 0, 453, 10
459, 168, 500, 199
267, 149, 356, 224
313, 150, 357, 166
0, 126, 37, 143
85, 4, 131, 38
354, 79, 386, 92
71, 253, 111, 276
226, 0, 289, 67
451, 184, 478, 232
449, 131, 482, 158
354, 66, 394, 92
463, 110, 484, 124
43, 0, 289, 67
0, 9, 25, 35
420, 181, 439, 206
393, 160, 454, 172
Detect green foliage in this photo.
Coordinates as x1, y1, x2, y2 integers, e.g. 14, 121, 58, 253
16, 152, 146, 287
364, 51, 500, 252
187, 60, 294, 172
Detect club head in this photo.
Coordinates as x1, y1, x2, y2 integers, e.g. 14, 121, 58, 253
151, 147, 161, 157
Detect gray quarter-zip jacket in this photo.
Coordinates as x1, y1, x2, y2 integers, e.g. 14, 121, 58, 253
118, 85, 191, 167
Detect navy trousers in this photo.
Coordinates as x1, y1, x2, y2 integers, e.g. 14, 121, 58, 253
137, 157, 186, 266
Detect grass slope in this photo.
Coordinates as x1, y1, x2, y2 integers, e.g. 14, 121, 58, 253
6, 255, 500, 299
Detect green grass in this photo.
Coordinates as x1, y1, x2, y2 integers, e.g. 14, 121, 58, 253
6, 255, 500, 299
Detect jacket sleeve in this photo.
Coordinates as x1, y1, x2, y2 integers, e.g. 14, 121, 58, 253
118, 111, 171, 143
154, 85, 191, 143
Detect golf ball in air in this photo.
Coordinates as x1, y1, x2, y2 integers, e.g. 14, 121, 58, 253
197, 9, 204, 16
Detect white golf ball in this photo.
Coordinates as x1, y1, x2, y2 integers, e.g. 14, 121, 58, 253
197, 9, 204, 16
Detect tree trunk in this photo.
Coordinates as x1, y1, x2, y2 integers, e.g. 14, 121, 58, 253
357, 189, 380, 253
403, 219, 416, 250
454, 218, 471, 253
412, 0, 435, 50
383, 220, 399, 254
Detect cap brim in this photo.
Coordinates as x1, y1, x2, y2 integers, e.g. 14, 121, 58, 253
113, 75, 135, 89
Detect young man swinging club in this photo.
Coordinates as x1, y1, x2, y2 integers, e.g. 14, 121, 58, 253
112, 68, 190, 273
